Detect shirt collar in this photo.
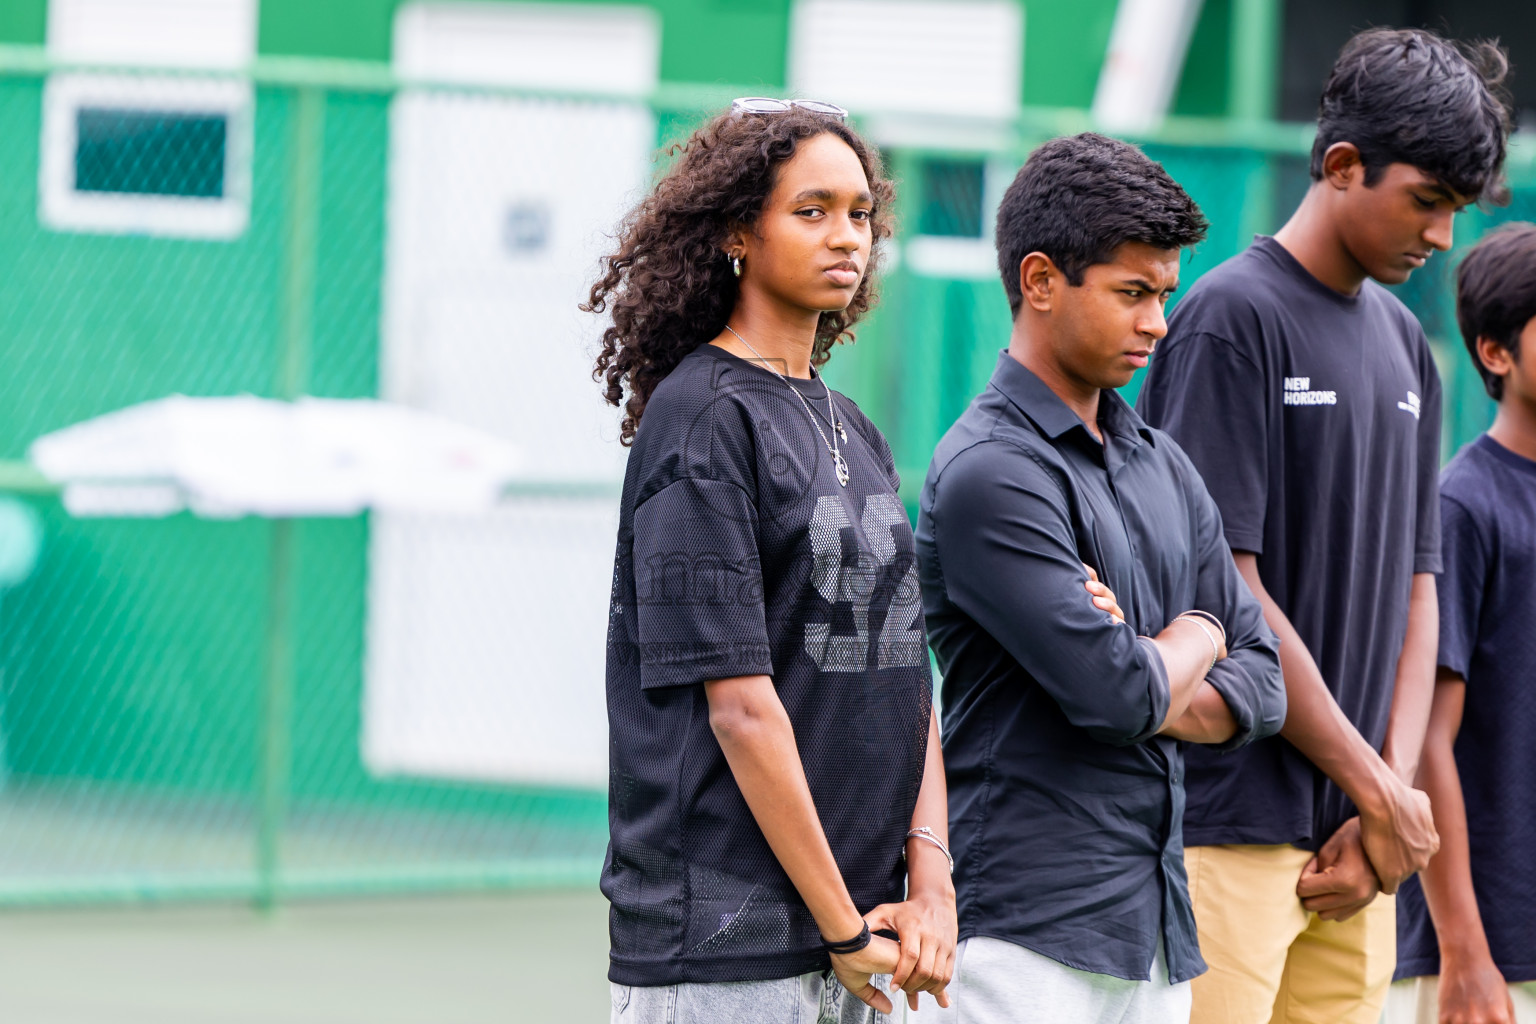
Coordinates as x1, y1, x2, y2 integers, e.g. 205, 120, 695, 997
988, 350, 1157, 449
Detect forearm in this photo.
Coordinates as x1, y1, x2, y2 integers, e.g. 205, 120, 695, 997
906, 709, 956, 902
1159, 681, 1238, 743
705, 674, 862, 942
1381, 574, 1438, 783
1234, 555, 1395, 817
1417, 675, 1492, 961
1420, 757, 1490, 960
1150, 620, 1222, 730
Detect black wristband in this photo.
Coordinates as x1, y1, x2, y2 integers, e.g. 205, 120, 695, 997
821, 921, 871, 956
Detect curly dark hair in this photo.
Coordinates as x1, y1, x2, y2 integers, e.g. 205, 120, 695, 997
584, 108, 895, 445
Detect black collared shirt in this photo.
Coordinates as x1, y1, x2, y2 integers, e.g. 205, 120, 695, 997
916, 352, 1284, 984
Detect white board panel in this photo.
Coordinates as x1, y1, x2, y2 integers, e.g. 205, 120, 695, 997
366, 8, 655, 788
789, 0, 1022, 119
49, 0, 257, 69
363, 501, 617, 788
394, 2, 659, 95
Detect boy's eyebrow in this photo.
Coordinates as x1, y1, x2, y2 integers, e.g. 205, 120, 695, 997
1121, 277, 1180, 294
1420, 179, 1471, 206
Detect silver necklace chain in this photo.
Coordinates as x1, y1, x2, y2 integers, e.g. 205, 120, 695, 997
723, 324, 850, 488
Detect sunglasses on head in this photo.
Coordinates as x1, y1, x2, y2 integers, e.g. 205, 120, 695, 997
731, 97, 849, 121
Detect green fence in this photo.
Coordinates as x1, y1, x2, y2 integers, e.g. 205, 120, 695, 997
0, 48, 1529, 908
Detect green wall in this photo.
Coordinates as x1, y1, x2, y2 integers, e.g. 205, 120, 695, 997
0, 0, 45, 46
0, 84, 373, 799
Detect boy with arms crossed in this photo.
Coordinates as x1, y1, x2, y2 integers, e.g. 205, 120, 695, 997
916, 133, 1286, 1023
1387, 223, 1536, 1024
1138, 28, 1512, 1024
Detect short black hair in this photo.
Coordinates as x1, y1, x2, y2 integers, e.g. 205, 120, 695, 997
995, 133, 1208, 317
1457, 223, 1536, 401
1311, 28, 1513, 203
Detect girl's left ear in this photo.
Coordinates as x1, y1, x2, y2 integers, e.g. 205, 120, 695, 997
722, 223, 750, 261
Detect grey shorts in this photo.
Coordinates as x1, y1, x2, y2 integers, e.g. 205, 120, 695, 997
611, 971, 895, 1024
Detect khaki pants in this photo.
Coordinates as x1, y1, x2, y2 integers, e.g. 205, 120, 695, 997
1185, 844, 1397, 1024
1382, 976, 1536, 1024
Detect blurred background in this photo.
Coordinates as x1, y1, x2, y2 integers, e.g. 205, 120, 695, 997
0, 0, 1529, 1020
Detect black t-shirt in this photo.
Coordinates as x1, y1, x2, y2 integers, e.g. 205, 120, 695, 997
1137, 236, 1442, 850
1396, 435, 1536, 983
602, 344, 933, 986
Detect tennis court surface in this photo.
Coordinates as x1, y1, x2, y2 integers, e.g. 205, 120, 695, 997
0, 888, 610, 1023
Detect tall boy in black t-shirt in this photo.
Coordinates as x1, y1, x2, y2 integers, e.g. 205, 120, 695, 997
1386, 224, 1536, 1024
1138, 28, 1512, 1024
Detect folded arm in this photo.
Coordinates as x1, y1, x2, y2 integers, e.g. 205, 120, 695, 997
931, 443, 1215, 745
1161, 472, 1285, 747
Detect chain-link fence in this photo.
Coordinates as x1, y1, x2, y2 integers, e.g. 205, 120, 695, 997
0, 51, 1530, 907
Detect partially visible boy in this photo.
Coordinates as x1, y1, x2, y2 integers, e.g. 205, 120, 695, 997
1385, 223, 1536, 1024
1138, 27, 1513, 1024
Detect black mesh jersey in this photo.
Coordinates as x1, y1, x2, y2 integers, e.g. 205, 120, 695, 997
602, 344, 933, 986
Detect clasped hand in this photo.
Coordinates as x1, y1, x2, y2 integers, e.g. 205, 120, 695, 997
832, 890, 957, 1013
1296, 791, 1440, 923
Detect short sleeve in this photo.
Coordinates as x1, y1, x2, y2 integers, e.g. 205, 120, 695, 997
1414, 353, 1444, 574
632, 477, 771, 688
1436, 494, 1488, 681
1138, 334, 1270, 554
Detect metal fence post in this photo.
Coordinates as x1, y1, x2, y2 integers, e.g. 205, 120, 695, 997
1230, 0, 1283, 246
256, 84, 325, 912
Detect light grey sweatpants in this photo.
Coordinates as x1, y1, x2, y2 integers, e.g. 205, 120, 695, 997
612, 971, 894, 1024
906, 936, 1190, 1024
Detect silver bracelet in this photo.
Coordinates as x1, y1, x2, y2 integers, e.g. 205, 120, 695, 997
1175, 615, 1220, 673
903, 826, 954, 874
1177, 609, 1227, 648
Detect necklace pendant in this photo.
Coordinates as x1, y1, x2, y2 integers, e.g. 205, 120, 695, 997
834, 453, 849, 487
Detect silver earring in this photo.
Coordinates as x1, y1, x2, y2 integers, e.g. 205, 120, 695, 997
732, 256, 742, 278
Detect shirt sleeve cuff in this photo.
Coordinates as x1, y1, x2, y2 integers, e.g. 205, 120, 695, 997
1200, 662, 1263, 753
1222, 527, 1263, 556
1127, 636, 1172, 745
634, 641, 774, 689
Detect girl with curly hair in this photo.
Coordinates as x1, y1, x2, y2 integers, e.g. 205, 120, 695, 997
589, 100, 956, 1022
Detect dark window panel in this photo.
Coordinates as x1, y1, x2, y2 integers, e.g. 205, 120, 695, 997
75, 108, 228, 199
